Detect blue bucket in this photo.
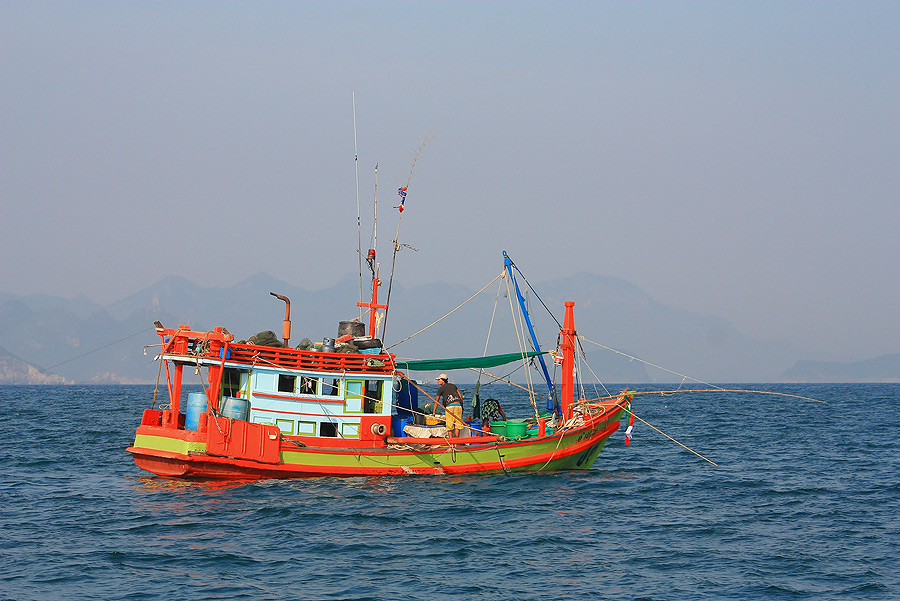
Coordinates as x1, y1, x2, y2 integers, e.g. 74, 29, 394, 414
467, 419, 482, 436
185, 392, 207, 431
391, 416, 414, 437
220, 396, 250, 421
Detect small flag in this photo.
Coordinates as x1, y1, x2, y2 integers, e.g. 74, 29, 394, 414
394, 187, 407, 212
624, 400, 635, 445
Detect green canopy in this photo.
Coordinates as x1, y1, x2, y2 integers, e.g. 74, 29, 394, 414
394, 351, 546, 372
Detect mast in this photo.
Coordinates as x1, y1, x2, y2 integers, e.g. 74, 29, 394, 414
559, 301, 577, 420
357, 268, 387, 340
372, 164, 378, 275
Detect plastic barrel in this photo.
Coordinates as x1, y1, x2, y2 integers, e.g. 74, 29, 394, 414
467, 419, 482, 436
220, 396, 250, 421
185, 392, 207, 431
391, 416, 414, 437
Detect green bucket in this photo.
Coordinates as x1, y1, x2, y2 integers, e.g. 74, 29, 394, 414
505, 421, 527, 439
489, 421, 507, 436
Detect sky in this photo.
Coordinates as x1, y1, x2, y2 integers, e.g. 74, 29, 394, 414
1, 1, 898, 363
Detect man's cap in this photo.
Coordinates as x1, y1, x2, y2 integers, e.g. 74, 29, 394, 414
436, 373, 449, 381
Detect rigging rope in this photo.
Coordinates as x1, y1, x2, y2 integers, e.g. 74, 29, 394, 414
8, 326, 154, 385
385, 271, 503, 350
586, 388, 826, 405
505, 274, 539, 417
627, 407, 717, 466
578, 336, 726, 391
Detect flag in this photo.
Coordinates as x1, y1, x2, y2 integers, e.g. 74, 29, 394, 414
394, 187, 407, 212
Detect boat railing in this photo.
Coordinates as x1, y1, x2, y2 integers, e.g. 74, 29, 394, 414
203, 343, 395, 374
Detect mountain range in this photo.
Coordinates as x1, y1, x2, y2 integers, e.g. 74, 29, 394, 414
0, 272, 896, 384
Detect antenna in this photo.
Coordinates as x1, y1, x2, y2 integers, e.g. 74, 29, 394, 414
371, 163, 378, 278
381, 135, 430, 341
353, 92, 363, 315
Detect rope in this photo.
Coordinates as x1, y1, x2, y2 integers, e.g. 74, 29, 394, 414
473, 275, 506, 402
7, 327, 153, 386
385, 271, 503, 350
463, 367, 534, 395
580, 358, 611, 401
584, 388, 826, 405
625, 407, 718, 466
505, 275, 540, 418
151, 328, 181, 410
569, 337, 825, 405
578, 336, 726, 391
508, 260, 563, 330
535, 427, 568, 472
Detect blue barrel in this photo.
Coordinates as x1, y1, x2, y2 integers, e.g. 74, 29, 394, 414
467, 419, 482, 436
391, 416, 414, 437
185, 392, 208, 431
220, 396, 250, 421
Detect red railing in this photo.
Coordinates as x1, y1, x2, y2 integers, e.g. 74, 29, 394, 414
166, 343, 393, 375
158, 325, 395, 376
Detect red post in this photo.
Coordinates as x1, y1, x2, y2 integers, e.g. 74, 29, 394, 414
559, 301, 576, 420
165, 325, 191, 428
357, 270, 388, 339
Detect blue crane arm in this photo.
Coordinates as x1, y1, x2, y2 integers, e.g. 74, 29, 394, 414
503, 251, 557, 413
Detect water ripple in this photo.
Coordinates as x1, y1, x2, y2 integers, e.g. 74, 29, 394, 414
1, 384, 898, 600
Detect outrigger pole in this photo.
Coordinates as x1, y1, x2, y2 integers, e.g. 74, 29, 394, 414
503, 251, 558, 414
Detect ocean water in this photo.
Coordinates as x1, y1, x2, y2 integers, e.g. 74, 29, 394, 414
1, 384, 898, 601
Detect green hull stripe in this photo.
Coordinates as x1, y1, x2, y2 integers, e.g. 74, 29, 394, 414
132, 410, 623, 473
133, 433, 207, 456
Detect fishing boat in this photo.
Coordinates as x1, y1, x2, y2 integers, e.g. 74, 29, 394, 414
126, 247, 633, 478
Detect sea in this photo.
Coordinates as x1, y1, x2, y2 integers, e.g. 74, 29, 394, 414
2, 383, 898, 601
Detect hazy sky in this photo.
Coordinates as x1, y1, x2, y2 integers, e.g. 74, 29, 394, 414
2, 1, 898, 362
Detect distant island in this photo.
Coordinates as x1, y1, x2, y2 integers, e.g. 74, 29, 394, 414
0, 345, 69, 384
780, 354, 900, 383
1, 273, 897, 384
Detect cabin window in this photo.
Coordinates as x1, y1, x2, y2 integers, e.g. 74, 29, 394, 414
299, 376, 318, 395
276, 419, 294, 434
278, 374, 296, 393
222, 369, 246, 398
322, 378, 341, 396
297, 421, 316, 436
344, 380, 364, 413
320, 421, 338, 437
364, 380, 384, 413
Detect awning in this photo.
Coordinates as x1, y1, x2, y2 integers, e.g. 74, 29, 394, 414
394, 351, 546, 372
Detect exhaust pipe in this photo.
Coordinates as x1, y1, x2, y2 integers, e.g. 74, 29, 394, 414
270, 292, 291, 347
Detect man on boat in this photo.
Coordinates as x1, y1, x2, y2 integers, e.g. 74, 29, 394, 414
435, 374, 464, 438
480, 398, 506, 425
